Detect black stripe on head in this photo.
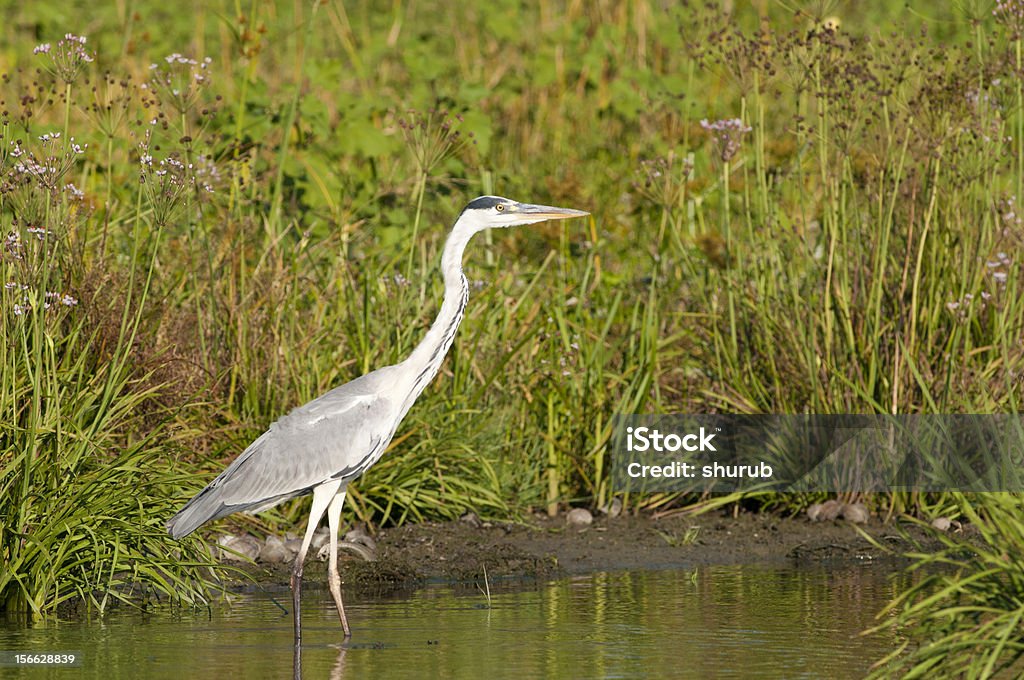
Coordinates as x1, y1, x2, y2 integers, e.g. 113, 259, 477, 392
464, 196, 507, 211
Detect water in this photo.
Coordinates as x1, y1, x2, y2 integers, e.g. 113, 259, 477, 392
1, 564, 904, 679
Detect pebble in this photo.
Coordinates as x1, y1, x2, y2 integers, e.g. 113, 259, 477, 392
460, 511, 483, 528
216, 534, 261, 562
259, 535, 291, 564
345, 526, 377, 552
807, 499, 843, 522
566, 507, 593, 527
311, 526, 330, 552
600, 497, 623, 518
840, 502, 869, 524
930, 517, 963, 533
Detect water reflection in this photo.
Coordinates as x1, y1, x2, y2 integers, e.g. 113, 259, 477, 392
3, 564, 915, 679
294, 644, 346, 680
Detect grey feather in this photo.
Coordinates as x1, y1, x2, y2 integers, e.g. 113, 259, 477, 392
166, 366, 403, 539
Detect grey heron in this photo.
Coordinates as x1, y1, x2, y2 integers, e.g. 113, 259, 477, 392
166, 195, 588, 644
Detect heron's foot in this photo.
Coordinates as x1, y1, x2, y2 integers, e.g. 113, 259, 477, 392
319, 539, 375, 562
326, 568, 352, 638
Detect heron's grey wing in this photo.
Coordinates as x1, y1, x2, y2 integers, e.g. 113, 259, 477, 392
167, 372, 399, 538
224, 396, 383, 500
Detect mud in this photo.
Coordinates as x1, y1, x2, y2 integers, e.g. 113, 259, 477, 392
233, 511, 948, 593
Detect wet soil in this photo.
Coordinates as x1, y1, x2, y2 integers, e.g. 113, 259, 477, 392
235, 511, 947, 593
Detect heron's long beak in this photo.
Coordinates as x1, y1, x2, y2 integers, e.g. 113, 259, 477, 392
516, 203, 590, 221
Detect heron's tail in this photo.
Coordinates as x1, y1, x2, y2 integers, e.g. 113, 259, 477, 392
166, 486, 229, 539
166, 431, 302, 538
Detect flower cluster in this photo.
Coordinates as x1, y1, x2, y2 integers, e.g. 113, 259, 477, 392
535, 315, 583, 380
85, 72, 134, 141
5, 282, 78, 316
65, 183, 85, 201
633, 152, 693, 210
4, 133, 87, 193
986, 251, 1012, 286
137, 129, 217, 226
700, 118, 752, 162
945, 251, 1013, 322
397, 108, 476, 176
995, 0, 1024, 35
34, 34, 94, 83
3, 232, 22, 261
946, 293, 980, 322
1, 132, 89, 237
998, 196, 1023, 238
144, 53, 213, 115
379, 272, 410, 295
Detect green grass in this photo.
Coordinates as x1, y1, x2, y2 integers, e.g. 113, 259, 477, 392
1, 6, 1023, 671
867, 493, 1024, 678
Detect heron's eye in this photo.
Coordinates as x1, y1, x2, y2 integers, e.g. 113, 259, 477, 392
496, 204, 505, 212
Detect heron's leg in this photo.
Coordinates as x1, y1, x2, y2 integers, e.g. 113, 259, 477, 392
292, 479, 342, 647
325, 487, 351, 638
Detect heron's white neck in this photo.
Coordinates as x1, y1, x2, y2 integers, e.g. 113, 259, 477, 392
399, 218, 478, 410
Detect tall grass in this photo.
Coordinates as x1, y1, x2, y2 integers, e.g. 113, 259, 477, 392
0, 38, 223, 614
867, 493, 1024, 678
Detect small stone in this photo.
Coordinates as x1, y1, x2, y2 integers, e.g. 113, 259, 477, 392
840, 502, 869, 524
460, 511, 482, 528
344, 526, 377, 551
259, 535, 290, 563
216, 534, 260, 562
820, 499, 843, 521
808, 499, 843, 522
311, 527, 330, 552
930, 517, 952, 532
600, 497, 623, 518
566, 507, 593, 527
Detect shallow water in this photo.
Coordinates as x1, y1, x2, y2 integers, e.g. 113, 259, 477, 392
1, 564, 906, 679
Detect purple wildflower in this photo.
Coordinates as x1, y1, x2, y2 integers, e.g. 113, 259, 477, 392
700, 118, 753, 162
34, 33, 94, 83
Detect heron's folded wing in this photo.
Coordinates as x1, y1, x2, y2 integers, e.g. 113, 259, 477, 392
213, 388, 388, 507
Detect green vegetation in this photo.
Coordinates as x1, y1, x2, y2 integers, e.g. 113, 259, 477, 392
867, 493, 1024, 678
1, 2, 1024, 672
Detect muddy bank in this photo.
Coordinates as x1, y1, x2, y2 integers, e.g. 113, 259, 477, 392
234, 511, 946, 592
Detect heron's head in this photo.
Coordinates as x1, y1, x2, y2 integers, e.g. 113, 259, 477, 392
459, 195, 589, 233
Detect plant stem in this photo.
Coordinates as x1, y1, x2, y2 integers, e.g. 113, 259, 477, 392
722, 159, 737, 356
62, 83, 72, 141
406, 170, 427, 281
1017, 37, 1022, 207
546, 392, 558, 517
